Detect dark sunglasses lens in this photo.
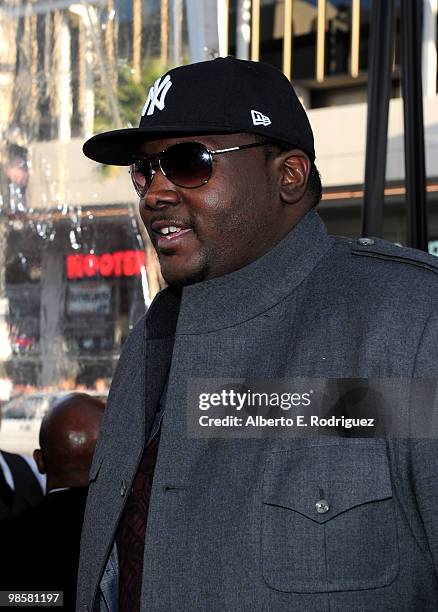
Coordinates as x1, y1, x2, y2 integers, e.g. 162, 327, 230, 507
130, 159, 151, 196
161, 142, 212, 188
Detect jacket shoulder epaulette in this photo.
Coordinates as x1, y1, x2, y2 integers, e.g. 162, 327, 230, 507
347, 236, 438, 275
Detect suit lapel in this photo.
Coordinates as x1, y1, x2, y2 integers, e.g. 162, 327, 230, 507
144, 287, 181, 438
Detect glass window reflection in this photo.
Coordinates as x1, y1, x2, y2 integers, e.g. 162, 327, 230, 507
325, 0, 352, 76
292, 0, 318, 79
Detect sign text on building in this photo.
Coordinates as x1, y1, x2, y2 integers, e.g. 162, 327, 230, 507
66, 250, 147, 280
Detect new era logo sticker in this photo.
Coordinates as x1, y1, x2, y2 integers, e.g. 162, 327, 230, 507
251, 109, 271, 126
142, 74, 173, 116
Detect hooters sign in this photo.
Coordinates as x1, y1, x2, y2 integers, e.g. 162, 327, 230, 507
66, 250, 147, 280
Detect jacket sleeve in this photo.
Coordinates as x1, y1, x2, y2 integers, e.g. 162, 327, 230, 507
89, 314, 146, 466
411, 439, 438, 577
413, 307, 438, 377
411, 307, 438, 577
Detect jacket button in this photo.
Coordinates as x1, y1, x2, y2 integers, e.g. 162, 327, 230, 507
120, 479, 127, 496
357, 237, 375, 246
315, 499, 330, 514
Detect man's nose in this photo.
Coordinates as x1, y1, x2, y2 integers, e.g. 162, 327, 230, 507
142, 168, 179, 210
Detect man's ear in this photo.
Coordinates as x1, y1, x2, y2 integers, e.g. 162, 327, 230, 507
277, 150, 310, 204
33, 448, 46, 475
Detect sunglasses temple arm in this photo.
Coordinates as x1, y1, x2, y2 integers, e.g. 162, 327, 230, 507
211, 146, 241, 155
211, 142, 267, 155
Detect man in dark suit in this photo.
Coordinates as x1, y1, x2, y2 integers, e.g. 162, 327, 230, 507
0, 449, 44, 521
0, 393, 104, 611
0, 395, 45, 520
79, 57, 438, 611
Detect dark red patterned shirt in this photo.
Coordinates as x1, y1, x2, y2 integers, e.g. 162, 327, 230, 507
117, 427, 161, 612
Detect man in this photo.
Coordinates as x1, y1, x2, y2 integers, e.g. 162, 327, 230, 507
0, 393, 104, 611
78, 57, 438, 611
0, 449, 44, 521
0, 403, 44, 521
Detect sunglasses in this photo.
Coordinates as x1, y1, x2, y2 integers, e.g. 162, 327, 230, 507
129, 141, 268, 197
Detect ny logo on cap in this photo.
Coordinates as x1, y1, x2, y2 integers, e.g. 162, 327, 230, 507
251, 110, 271, 126
142, 75, 173, 116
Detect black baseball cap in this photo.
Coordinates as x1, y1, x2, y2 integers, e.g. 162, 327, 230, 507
83, 56, 315, 165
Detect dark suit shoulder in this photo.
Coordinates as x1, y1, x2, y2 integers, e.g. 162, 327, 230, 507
121, 312, 146, 352
310, 236, 438, 320
43, 487, 89, 513
0, 450, 43, 513
345, 236, 438, 275
105, 314, 146, 398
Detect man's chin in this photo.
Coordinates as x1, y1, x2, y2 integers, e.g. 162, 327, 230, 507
158, 249, 210, 288
161, 265, 208, 288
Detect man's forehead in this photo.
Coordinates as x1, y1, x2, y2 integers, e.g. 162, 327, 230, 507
137, 132, 255, 154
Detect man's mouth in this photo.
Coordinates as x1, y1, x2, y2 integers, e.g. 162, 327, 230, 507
155, 225, 192, 240
151, 220, 194, 249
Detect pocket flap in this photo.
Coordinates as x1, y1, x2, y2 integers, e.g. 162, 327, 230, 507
263, 441, 392, 523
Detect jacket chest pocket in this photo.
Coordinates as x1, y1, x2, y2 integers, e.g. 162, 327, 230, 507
261, 441, 399, 593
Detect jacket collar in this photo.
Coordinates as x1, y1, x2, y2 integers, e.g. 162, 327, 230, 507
172, 209, 333, 334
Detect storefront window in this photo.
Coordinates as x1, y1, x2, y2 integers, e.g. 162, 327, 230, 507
292, 0, 318, 79
358, 0, 372, 71
325, 0, 352, 76
0, 0, 189, 440
358, 0, 400, 85
259, 0, 284, 70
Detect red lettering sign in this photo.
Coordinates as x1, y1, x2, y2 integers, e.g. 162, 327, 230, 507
83, 254, 98, 277
66, 250, 147, 280
99, 253, 114, 277
66, 255, 83, 279
112, 252, 124, 277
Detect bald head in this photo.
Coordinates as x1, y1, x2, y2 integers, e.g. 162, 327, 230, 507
34, 393, 105, 492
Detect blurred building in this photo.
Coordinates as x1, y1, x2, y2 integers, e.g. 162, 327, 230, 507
0, 0, 436, 389
0, 0, 177, 387
220, 0, 438, 242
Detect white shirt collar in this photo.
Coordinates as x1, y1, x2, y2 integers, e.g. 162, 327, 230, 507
0, 451, 15, 490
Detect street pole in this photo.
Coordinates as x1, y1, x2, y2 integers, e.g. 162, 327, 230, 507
400, 0, 428, 251
361, 0, 394, 238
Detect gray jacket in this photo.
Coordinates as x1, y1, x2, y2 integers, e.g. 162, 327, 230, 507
78, 210, 438, 611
